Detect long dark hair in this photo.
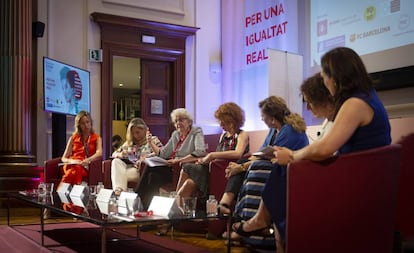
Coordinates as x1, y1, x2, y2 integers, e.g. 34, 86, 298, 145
321, 47, 373, 117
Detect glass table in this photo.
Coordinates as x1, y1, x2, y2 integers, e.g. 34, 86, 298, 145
7, 192, 232, 253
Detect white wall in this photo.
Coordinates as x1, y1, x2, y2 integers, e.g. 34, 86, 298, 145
35, 0, 204, 164
193, 0, 222, 134
35, 0, 413, 164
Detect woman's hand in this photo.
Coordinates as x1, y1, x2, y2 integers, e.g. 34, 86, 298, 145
197, 153, 213, 165
80, 158, 90, 168
225, 162, 243, 178
272, 146, 294, 165
146, 129, 153, 144
134, 160, 142, 168
167, 158, 179, 165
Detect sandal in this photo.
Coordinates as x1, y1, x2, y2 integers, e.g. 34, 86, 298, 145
232, 222, 273, 237
217, 203, 231, 215
114, 187, 123, 196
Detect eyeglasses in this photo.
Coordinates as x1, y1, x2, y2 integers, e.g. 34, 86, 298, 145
174, 117, 188, 123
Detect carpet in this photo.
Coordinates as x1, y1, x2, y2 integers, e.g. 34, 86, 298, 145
1, 222, 214, 253
0, 226, 51, 253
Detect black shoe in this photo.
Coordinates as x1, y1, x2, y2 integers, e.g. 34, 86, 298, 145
155, 224, 171, 236
217, 203, 231, 216
232, 222, 273, 237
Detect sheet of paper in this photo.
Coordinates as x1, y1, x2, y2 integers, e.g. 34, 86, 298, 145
144, 156, 168, 167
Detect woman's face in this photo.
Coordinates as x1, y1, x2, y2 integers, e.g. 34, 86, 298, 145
304, 95, 324, 118
131, 126, 146, 142
320, 71, 336, 96
62, 77, 75, 103
261, 113, 277, 129
174, 115, 191, 134
218, 119, 232, 133
79, 116, 92, 134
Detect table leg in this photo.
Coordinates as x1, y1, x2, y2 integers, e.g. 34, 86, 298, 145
40, 207, 45, 246
136, 225, 140, 239
101, 226, 107, 253
226, 216, 231, 253
7, 195, 11, 226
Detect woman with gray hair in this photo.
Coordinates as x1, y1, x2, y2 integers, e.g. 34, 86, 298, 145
111, 118, 162, 195
136, 108, 207, 209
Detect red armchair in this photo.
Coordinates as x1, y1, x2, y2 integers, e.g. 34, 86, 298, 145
395, 133, 414, 248
44, 157, 103, 187
284, 144, 401, 253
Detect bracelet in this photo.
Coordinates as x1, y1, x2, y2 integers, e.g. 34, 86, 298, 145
240, 163, 247, 171
289, 151, 295, 162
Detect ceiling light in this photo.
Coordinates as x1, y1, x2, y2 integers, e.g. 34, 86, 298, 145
119, 83, 124, 87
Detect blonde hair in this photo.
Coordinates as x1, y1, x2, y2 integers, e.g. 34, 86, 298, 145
126, 118, 147, 146
73, 111, 94, 134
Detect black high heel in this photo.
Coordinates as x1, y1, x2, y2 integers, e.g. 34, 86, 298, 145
217, 203, 231, 216
232, 222, 273, 237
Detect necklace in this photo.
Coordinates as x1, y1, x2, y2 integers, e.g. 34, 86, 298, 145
83, 135, 90, 157
171, 129, 191, 159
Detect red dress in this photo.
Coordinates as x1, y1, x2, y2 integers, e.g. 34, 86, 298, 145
61, 133, 99, 185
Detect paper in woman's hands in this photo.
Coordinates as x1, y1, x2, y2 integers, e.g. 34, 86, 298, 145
143, 156, 169, 167
110, 157, 135, 164
252, 146, 275, 160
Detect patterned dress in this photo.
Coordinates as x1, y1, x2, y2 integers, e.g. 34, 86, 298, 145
234, 124, 308, 249
182, 130, 250, 201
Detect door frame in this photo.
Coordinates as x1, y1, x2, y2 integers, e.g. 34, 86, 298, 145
91, 12, 198, 158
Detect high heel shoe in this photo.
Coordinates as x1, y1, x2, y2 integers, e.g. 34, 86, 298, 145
232, 222, 273, 237
217, 203, 231, 215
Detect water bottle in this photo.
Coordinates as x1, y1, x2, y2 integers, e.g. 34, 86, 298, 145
96, 182, 104, 194
206, 195, 218, 217
108, 196, 118, 216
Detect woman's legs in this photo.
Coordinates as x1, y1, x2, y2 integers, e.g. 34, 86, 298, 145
111, 158, 128, 191
218, 192, 234, 214
273, 223, 285, 253
233, 199, 271, 232
219, 171, 246, 215
61, 164, 85, 185
175, 169, 190, 192
176, 178, 196, 197
140, 166, 172, 209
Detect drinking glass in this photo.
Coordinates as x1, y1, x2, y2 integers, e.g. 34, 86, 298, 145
182, 197, 197, 217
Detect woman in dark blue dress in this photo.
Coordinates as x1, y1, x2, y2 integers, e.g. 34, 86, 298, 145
232, 47, 391, 250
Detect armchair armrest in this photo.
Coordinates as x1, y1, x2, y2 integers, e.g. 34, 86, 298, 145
102, 159, 112, 189
44, 157, 62, 185
87, 157, 103, 185
208, 159, 238, 200
285, 144, 401, 253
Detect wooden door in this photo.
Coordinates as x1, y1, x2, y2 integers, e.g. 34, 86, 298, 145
141, 59, 174, 143
92, 12, 198, 158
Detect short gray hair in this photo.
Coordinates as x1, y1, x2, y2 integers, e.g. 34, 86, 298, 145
170, 108, 193, 125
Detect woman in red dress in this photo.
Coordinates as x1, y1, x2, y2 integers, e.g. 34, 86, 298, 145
60, 111, 102, 185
